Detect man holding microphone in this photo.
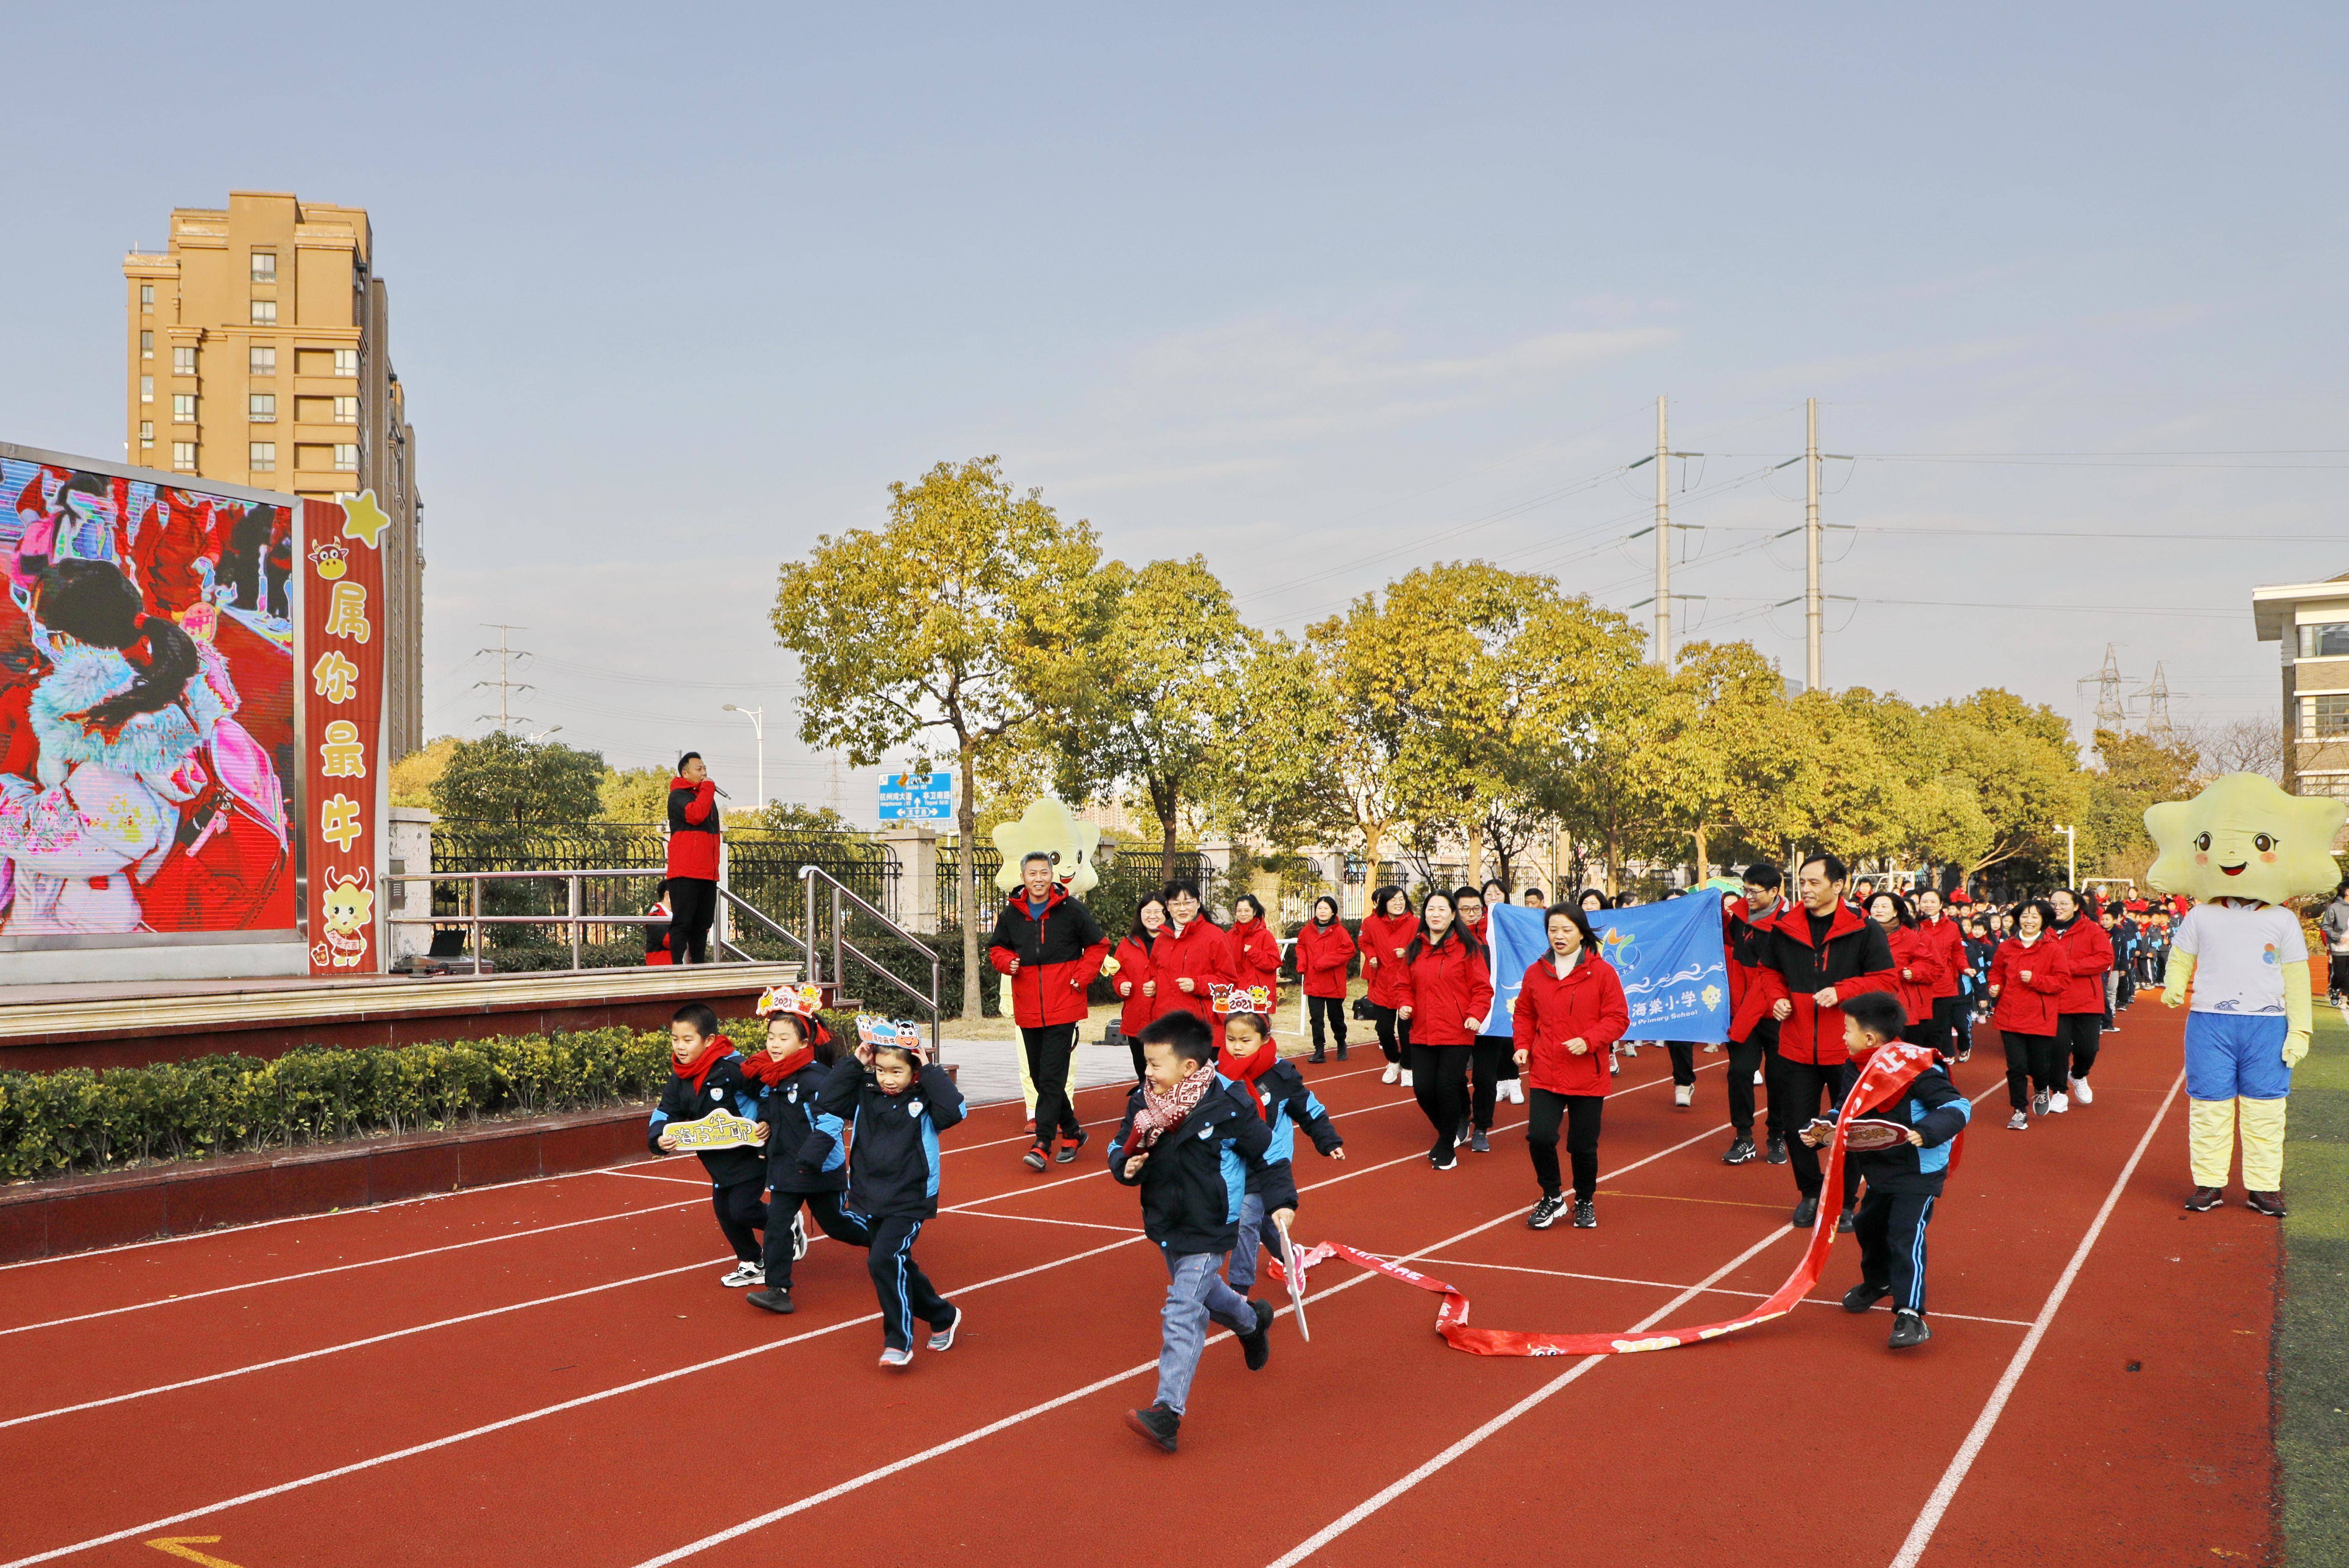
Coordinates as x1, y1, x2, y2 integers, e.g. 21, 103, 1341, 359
665, 752, 723, 964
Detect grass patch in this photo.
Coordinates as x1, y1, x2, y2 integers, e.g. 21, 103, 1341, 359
2279, 1004, 2349, 1562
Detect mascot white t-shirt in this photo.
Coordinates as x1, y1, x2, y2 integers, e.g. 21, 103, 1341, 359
2172, 902, 2306, 1016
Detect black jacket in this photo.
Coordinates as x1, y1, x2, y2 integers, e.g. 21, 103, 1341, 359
749, 1060, 849, 1195
646, 1053, 766, 1188
1224, 1058, 1340, 1210
1840, 1061, 1971, 1196
1107, 1077, 1275, 1256
816, 1057, 966, 1219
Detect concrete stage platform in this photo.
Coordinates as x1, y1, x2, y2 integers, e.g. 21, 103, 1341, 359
0, 963, 809, 1073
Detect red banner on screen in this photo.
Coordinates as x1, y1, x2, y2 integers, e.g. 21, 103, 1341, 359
299, 492, 388, 975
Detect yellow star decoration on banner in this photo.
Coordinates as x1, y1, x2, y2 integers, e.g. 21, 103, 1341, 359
340, 489, 391, 550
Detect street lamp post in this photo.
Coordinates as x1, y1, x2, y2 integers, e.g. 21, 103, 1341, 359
722, 705, 765, 809
2056, 824, 2077, 889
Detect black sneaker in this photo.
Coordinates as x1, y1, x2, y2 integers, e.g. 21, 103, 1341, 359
1571, 1198, 1597, 1229
1723, 1135, 1758, 1166
746, 1287, 795, 1315
1310, 1048, 1326, 1063
1431, 1150, 1458, 1172
1836, 1210, 1856, 1235
1469, 1127, 1491, 1154
1888, 1309, 1932, 1349
1022, 1145, 1048, 1172
1842, 1282, 1890, 1314
1238, 1299, 1274, 1371
2246, 1190, 2288, 1217
1054, 1129, 1088, 1164
1765, 1133, 1789, 1166
1125, 1401, 1181, 1452
2184, 1185, 2225, 1211
1791, 1196, 1819, 1230
1336, 1045, 1350, 1060
1528, 1194, 1567, 1229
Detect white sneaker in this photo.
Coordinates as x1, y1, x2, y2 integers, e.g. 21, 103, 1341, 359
2070, 1078, 2093, 1105
1622, 1043, 1640, 1057
2048, 1092, 2069, 1114
1381, 1063, 1400, 1085
721, 1262, 765, 1288
1610, 1056, 1622, 1077
1501, 1079, 1523, 1104
790, 1211, 808, 1261
1673, 1083, 1694, 1108
1753, 1069, 1765, 1086
1401, 1070, 1415, 1089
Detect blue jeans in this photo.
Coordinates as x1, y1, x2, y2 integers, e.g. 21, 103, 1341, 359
1156, 1246, 1254, 1414
1226, 1193, 1267, 1291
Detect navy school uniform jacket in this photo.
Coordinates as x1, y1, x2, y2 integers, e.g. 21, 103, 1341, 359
1219, 1059, 1340, 1212
749, 1060, 848, 1195
1838, 1059, 1971, 1196
646, 1053, 766, 1189
1107, 1077, 1277, 1256
815, 1058, 966, 1219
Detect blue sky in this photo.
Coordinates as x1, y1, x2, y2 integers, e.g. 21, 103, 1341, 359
6, 3, 2344, 821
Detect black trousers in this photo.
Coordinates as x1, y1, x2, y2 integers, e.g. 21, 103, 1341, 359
1471, 1035, 1513, 1128
1409, 1043, 1470, 1159
666, 876, 717, 964
864, 1214, 955, 1351
1664, 1041, 1697, 1087
711, 1178, 766, 1263
1307, 996, 1349, 1053
1021, 1024, 1082, 1143
758, 1188, 871, 1289
1926, 995, 1962, 1057
1526, 1089, 1603, 1199
1128, 1034, 1148, 1082
1371, 1004, 1412, 1064
1998, 1028, 2065, 1110
1725, 1035, 1770, 1135
1853, 1188, 1936, 1314
1775, 1057, 1856, 1200
2055, 1012, 2103, 1084
2328, 954, 2349, 995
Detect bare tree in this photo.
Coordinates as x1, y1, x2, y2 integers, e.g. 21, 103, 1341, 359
2186, 715, 2286, 783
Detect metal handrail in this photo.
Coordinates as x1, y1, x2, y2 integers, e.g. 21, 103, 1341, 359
715, 885, 816, 970
800, 863, 943, 1062
387, 868, 807, 977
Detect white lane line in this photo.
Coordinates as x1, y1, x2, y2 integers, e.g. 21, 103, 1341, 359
0, 1198, 699, 1338
950, 1212, 1143, 1234
1265, 1225, 1792, 1568
1412, 1257, 2036, 1330
595, 1169, 711, 1187
947, 1062, 1386, 1154
0, 1232, 1151, 1568
1885, 1068, 2186, 1568
623, 1116, 1747, 1566
0, 1254, 735, 1431
0, 1159, 675, 1274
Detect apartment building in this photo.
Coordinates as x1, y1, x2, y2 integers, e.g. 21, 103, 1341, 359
123, 190, 424, 759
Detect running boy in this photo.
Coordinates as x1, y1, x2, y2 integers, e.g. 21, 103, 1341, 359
740, 995, 873, 1315
816, 1032, 967, 1368
648, 1003, 768, 1287
1215, 1010, 1344, 1305
1114, 1010, 1281, 1453
1800, 991, 1971, 1349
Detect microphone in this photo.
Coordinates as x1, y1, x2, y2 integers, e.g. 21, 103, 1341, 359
710, 783, 731, 799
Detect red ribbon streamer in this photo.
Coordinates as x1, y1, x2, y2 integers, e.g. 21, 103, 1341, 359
1267, 1044, 1943, 1357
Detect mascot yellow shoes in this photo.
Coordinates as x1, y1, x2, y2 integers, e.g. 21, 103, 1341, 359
2146, 773, 2346, 1217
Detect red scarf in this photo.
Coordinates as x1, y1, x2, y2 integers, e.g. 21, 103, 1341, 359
741, 1044, 815, 1086
1216, 1035, 1279, 1114
672, 1035, 734, 1093
1127, 1063, 1218, 1154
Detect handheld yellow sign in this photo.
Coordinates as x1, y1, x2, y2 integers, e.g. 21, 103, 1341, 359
666, 1111, 764, 1151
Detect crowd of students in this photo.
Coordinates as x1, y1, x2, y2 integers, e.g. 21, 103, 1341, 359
641, 852, 2183, 1450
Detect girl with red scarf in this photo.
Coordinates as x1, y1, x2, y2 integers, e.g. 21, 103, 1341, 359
740, 1004, 873, 1316
1360, 886, 1418, 1087
1215, 1010, 1344, 1303
647, 1003, 766, 1287
1392, 889, 1495, 1171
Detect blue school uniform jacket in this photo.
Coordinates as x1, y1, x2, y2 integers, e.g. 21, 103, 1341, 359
1839, 1060, 1971, 1196
749, 1060, 849, 1195
646, 1054, 765, 1188
814, 1058, 965, 1219
1107, 1078, 1276, 1256
1220, 1058, 1340, 1212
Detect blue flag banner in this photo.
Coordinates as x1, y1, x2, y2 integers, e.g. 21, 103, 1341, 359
1486, 904, 1551, 1037
1591, 892, 1734, 1043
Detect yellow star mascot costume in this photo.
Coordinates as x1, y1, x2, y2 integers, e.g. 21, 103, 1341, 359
2146, 774, 2346, 1216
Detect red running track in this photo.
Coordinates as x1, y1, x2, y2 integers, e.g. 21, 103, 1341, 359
0, 1004, 2277, 1567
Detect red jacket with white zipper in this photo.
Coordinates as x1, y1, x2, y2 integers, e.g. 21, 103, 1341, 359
1227, 917, 1283, 1009
1391, 932, 1495, 1047
1150, 916, 1235, 1029
1360, 912, 1418, 1009
1882, 922, 1948, 1034
1513, 951, 1630, 1096
2050, 917, 2113, 1016
1293, 919, 1358, 1000
1917, 913, 1967, 1002
1746, 900, 1900, 1066
1110, 934, 1158, 1038
1988, 935, 2070, 1035
984, 887, 1110, 1028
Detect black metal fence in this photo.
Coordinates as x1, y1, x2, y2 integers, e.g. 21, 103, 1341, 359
934, 843, 1210, 938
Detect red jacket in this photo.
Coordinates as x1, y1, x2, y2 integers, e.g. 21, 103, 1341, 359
1227, 917, 1283, 1009
1392, 933, 1495, 1047
1724, 894, 1787, 1044
1916, 913, 1967, 1001
1513, 952, 1629, 1096
1747, 900, 1900, 1066
1882, 923, 1947, 1032
1988, 936, 2069, 1036
984, 887, 1110, 1027
2050, 917, 2112, 1015
1150, 917, 1235, 1029
1293, 919, 1357, 1000
1360, 913, 1418, 1009
664, 779, 720, 881
1110, 934, 1158, 1037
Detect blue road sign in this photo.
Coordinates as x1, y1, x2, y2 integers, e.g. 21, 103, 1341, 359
878, 770, 955, 823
